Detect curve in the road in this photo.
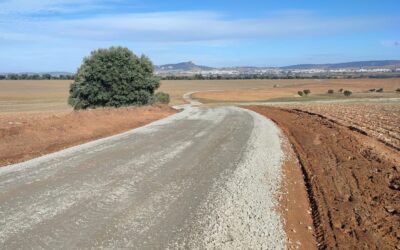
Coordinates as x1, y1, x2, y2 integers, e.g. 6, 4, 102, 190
0, 104, 286, 249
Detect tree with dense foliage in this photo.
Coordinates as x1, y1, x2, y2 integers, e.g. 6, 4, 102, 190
343, 90, 352, 96
68, 47, 160, 110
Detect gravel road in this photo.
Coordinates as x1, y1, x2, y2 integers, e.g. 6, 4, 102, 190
0, 105, 286, 249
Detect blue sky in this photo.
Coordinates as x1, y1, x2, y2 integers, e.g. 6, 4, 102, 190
0, 0, 399, 72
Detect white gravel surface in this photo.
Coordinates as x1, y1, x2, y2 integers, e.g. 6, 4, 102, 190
171, 108, 285, 249
0, 102, 286, 249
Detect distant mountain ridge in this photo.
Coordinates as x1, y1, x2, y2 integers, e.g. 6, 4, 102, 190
155, 61, 214, 71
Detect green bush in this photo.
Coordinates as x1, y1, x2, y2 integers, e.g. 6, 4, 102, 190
154, 92, 170, 104
298, 91, 304, 96
343, 90, 352, 96
68, 47, 160, 110
327, 89, 334, 94
303, 89, 311, 96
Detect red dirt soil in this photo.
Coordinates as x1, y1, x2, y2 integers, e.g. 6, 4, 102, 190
279, 136, 317, 250
246, 106, 400, 250
0, 105, 176, 167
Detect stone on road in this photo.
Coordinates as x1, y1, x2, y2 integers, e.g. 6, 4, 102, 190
0, 106, 286, 249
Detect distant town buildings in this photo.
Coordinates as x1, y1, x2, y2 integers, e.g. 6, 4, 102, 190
155, 67, 399, 76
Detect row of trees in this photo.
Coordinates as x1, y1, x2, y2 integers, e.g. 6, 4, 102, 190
3, 73, 399, 81
0, 74, 75, 80
298, 89, 353, 97
297, 86, 400, 98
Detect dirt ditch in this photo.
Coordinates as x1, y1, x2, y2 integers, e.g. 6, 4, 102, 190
246, 106, 400, 249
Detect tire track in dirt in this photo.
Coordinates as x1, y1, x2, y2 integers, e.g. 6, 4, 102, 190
246, 106, 400, 250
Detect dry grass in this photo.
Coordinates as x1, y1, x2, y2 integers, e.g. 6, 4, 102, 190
158, 79, 304, 105
0, 80, 71, 112
1, 78, 399, 112
0, 79, 306, 111
191, 78, 400, 103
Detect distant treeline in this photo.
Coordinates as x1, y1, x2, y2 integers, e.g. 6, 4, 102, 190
160, 73, 400, 80
0, 74, 75, 80
2, 72, 400, 81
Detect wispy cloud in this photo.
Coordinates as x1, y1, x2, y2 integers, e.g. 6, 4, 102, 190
0, 1, 399, 71
1, 10, 397, 44
0, 0, 118, 14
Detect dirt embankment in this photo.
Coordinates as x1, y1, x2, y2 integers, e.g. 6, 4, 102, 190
0, 105, 176, 167
246, 106, 400, 249
279, 137, 317, 250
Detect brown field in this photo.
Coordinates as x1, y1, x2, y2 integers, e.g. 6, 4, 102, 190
247, 106, 400, 249
1, 79, 289, 112
1, 78, 399, 112
283, 103, 400, 150
1, 79, 288, 112
191, 78, 400, 103
0, 105, 176, 166
158, 79, 303, 105
0, 80, 72, 112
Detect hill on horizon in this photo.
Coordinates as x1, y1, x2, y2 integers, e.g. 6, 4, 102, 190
155, 59, 400, 72
155, 61, 214, 71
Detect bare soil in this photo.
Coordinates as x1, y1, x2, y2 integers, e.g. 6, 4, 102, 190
279, 136, 317, 250
282, 103, 400, 150
246, 106, 400, 249
0, 105, 176, 167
